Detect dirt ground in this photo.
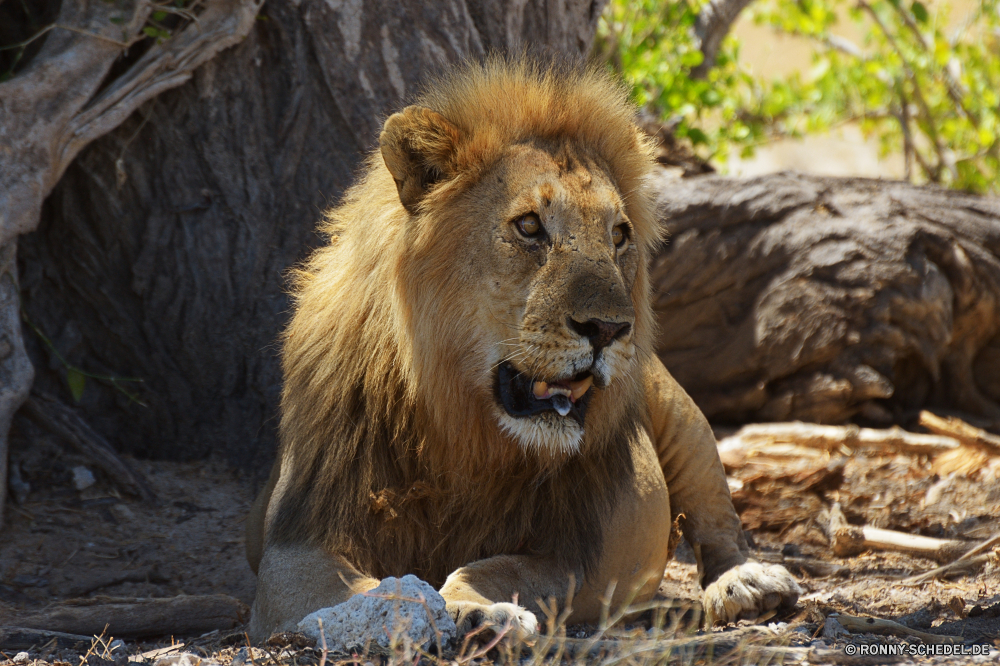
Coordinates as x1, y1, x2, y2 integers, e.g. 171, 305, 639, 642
0, 420, 257, 610
0, 416, 998, 665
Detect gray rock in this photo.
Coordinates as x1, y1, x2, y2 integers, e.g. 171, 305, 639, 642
822, 616, 849, 639
13, 652, 29, 663
72, 466, 96, 491
297, 575, 457, 653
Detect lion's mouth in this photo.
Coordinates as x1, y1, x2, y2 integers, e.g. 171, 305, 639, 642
495, 362, 594, 426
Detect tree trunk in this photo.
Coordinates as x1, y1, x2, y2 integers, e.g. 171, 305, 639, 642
1, 0, 264, 526
13, 0, 607, 473
649, 171, 1000, 427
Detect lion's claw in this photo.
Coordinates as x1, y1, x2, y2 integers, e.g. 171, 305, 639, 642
703, 561, 801, 625
449, 601, 538, 640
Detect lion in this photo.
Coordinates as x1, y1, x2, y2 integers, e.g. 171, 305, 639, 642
244, 58, 800, 642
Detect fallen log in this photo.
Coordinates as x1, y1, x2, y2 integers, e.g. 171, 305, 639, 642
3, 595, 248, 639
0, 626, 93, 652
651, 173, 1000, 427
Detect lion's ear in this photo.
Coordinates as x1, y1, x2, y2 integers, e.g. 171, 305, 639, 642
379, 105, 462, 214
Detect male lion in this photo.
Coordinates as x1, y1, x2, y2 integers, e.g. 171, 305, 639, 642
245, 59, 800, 641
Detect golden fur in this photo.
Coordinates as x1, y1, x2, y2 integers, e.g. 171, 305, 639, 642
267, 59, 655, 580
245, 57, 800, 640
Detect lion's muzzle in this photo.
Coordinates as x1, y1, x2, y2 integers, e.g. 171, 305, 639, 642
495, 362, 595, 425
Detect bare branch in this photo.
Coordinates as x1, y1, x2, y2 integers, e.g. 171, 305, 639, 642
0, 0, 264, 246
857, 0, 953, 181
691, 0, 756, 79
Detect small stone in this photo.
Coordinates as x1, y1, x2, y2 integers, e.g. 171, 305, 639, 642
109, 639, 126, 653
112, 504, 136, 521
72, 466, 96, 491
13, 652, 29, 663
297, 575, 457, 653
231, 647, 250, 666
822, 616, 849, 639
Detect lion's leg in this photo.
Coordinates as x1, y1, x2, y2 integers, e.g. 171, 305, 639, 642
644, 357, 801, 625
248, 544, 379, 641
441, 436, 673, 636
440, 555, 564, 638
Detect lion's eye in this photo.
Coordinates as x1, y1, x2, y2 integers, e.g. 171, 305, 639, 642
515, 213, 542, 238
612, 224, 627, 248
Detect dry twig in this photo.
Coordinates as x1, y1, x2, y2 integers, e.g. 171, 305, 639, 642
824, 502, 969, 563
918, 411, 1000, 455
833, 612, 962, 644
903, 533, 1000, 583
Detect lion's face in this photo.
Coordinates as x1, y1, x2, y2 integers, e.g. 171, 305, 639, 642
474, 144, 640, 453
397, 141, 642, 456
380, 89, 655, 458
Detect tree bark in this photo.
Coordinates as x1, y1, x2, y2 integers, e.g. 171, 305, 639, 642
13, 0, 607, 475
0, 0, 263, 526
650, 171, 1000, 427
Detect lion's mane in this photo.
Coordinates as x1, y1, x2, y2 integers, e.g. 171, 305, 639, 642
267, 58, 660, 585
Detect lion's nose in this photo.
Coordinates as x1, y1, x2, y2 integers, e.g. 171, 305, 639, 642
568, 317, 631, 356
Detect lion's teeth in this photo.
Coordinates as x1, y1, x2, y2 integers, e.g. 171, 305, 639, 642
569, 375, 594, 401
532, 381, 548, 398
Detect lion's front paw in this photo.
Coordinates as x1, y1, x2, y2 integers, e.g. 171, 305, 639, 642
449, 601, 538, 640
703, 561, 801, 626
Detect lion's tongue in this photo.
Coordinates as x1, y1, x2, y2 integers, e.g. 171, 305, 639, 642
531, 375, 594, 403
551, 395, 571, 416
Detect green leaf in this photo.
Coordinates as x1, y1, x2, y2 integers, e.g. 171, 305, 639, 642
109, 16, 124, 24
67, 369, 86, 402
143, 26, 159, 38
686, 127, 709, 145
911, 1, 929, 23
153, 10, 168, 21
